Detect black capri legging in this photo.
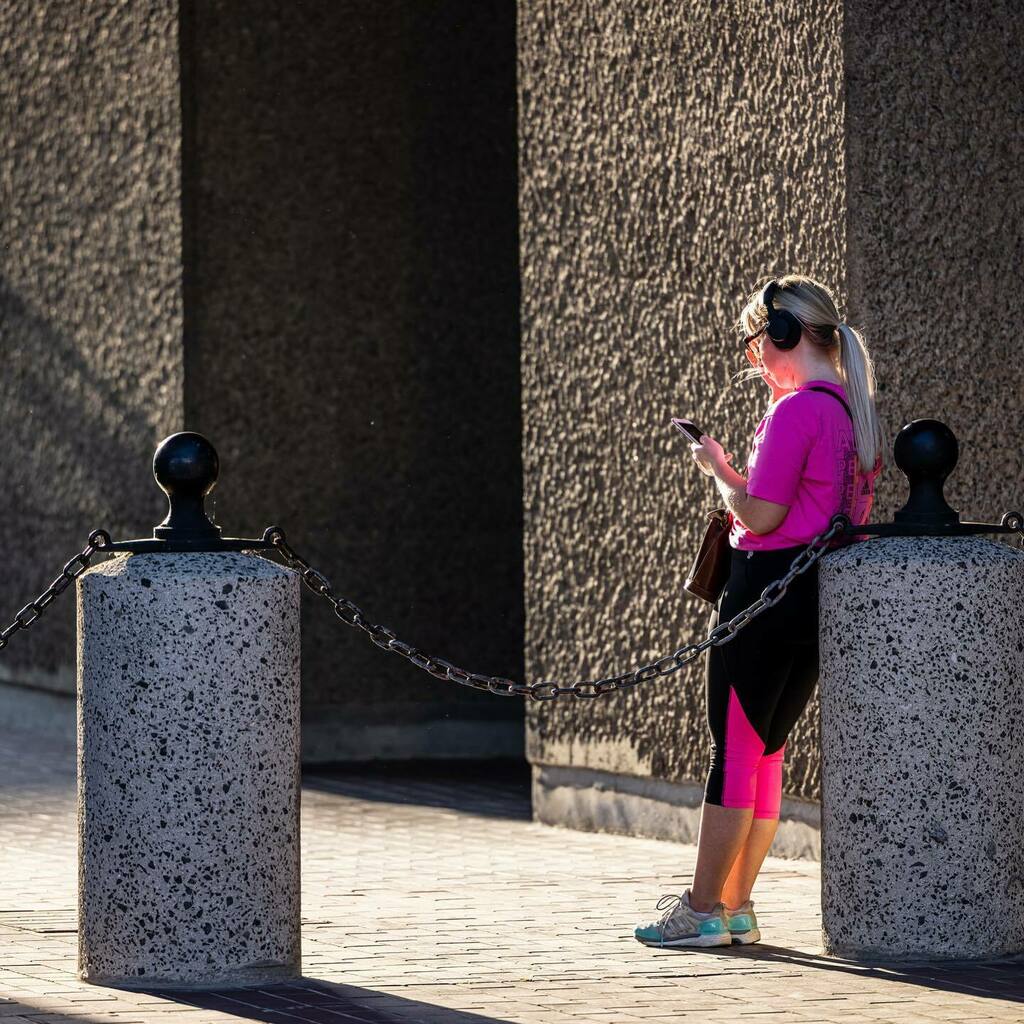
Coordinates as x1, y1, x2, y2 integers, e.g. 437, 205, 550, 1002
703, 544, 820, 818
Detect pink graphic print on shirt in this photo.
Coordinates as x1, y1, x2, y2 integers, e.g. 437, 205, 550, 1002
830, 419, 880, 545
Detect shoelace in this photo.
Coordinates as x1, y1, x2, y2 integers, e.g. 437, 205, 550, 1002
650, 893, 688, 948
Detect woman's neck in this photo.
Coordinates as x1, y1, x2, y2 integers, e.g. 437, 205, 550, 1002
793, 370, 844, 387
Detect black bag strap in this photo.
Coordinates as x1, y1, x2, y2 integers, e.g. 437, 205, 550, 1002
802, 384, 853, 422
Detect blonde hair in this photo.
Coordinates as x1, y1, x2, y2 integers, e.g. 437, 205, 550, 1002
731, 274, 884, 475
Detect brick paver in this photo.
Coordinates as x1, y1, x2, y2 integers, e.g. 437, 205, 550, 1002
2, 726, 1023, 1023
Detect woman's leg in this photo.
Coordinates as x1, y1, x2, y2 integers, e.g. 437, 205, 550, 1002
721, 744, 785, 908
721, 816, 780, 908
721, 634, 819, 908
696, 653, 770, 910
694, 549, 813, 912
689, 802, 755, 911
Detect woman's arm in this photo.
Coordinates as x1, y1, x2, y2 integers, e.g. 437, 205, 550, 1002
709, 459, 751, 525
709, 461, 789, 535
690, 434, 789, 534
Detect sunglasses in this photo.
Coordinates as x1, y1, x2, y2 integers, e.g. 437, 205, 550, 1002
743, 322, 768, 359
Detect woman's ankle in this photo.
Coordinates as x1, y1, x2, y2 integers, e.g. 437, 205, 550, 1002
687, 891, 720, 914
722, 893, 750, 911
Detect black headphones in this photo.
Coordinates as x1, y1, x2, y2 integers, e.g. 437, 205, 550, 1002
762, 281, 804, 350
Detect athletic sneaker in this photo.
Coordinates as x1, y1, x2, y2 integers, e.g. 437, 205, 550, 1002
633, 888, 731, 948
724, 899, 761, 944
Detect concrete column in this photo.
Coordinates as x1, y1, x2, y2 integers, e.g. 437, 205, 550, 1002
819, 535, 1024, 960
77, 551, 301, 989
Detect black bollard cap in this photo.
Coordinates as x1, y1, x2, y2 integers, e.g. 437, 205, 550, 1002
104, 433, 274, 553
153, 432, 222, 541
891, 419, 961, 527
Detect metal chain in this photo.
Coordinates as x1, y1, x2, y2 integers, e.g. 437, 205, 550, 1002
262, 515, 849, 701
4, 512, 1019, 677
1002, 511, 1024, 546
0, 529, 112, 650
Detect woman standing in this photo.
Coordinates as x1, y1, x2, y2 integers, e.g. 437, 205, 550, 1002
635, 274, 885, 948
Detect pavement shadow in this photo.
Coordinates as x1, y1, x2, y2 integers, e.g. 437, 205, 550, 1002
650, 940, 1024, 1003
301, 759, 532, 822
5, 978, 512, 1023
156, 977, 511, 1023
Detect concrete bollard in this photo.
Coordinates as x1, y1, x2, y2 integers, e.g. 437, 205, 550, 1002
76, 434, 301, 988
818, 534, 1024, 960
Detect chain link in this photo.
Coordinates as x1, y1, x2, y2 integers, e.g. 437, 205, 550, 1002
262, 516, 849, 701
1001, 511, 1024, 546
0, 529, 112, 650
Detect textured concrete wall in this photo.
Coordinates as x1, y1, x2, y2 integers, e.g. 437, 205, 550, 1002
521, 0, 1024, 829
520, 1, 847, 806
843, 0, 1024, 520
0, 2, 184, 699
0, 3, 523, 765
181, 3, 524, 759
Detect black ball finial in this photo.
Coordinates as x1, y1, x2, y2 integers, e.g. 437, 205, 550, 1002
152, 432, 222, 541
892, 419, 960, 527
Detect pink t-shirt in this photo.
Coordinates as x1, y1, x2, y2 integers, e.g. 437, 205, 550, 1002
729, 379, 883, 552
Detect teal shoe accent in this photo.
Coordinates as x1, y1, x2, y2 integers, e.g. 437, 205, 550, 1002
698, 917, 726, 935
724, 902, 761, 944
634, 923, 662, 943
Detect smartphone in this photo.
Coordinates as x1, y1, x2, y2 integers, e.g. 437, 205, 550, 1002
670, 417, 705, 444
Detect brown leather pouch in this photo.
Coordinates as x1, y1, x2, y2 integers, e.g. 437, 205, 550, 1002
684, 508, 733, 604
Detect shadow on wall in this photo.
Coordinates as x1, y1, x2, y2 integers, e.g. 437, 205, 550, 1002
0, 278, 173, 691
0, 278, 165, 530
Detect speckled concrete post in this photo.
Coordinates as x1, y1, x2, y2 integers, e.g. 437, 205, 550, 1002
77, 551, 301, 989
819, 536, 1024, 961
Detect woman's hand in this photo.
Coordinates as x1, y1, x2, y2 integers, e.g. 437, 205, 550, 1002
690, 434, 734, 478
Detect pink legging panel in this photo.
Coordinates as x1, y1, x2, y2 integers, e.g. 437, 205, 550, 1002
721, 686, 785, 819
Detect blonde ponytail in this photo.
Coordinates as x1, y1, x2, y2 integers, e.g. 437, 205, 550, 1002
835, 322, 884, 475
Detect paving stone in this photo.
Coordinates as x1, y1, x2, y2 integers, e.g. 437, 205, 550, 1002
3, 728, 1024, 1023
